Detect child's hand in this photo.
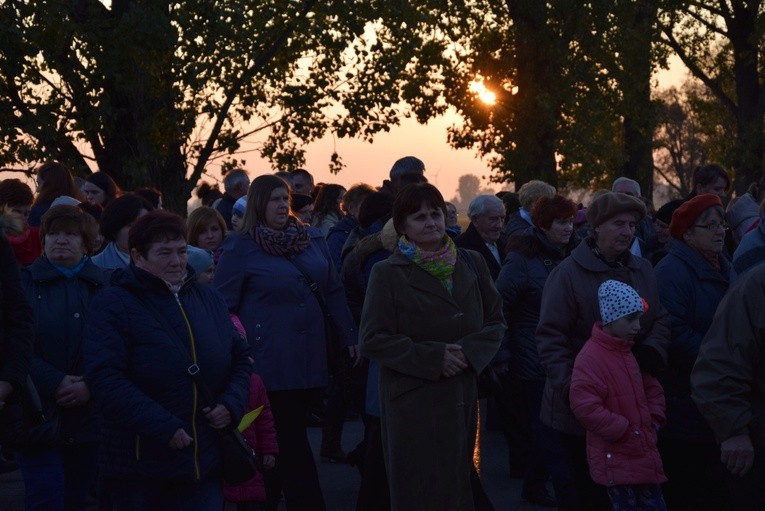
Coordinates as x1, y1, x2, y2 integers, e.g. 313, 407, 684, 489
262, 454, 276, 470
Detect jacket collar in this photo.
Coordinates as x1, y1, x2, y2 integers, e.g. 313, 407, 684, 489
387, 250, 473, 306
112, 263, 195, 295
28, 256, 109, 286
666, 238, 730, 281
572, 236, 641, 272
589, 322, 634, 352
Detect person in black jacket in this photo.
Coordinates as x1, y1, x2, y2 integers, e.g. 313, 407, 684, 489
15, 205, 109, 511
495, 195, 579, 509
84, 211, 251, 511
0, 232, 32, 413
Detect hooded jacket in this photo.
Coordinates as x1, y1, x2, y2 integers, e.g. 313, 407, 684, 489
570, 323, 667, 486
536, 238, 671, 435
84, 264, 251, 481
21, 256, 110, 444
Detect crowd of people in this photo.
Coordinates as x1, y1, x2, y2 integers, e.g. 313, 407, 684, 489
0, 158, 764, 511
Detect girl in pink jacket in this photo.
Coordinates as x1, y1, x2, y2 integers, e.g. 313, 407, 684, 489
225, 315, 279, 511
570, 280, 667, 510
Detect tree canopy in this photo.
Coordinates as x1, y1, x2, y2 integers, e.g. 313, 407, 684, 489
1, 0, 763, 207
0, 0, 457, 210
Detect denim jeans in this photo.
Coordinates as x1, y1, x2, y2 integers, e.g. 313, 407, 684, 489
106, 476, 223, 511
606, 484, 667, 511
15, 442, 99, 511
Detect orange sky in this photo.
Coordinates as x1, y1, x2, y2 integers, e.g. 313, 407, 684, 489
241, 57, 688, 203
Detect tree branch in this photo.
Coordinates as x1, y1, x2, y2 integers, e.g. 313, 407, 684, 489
187, 0, 320, 194
658, 27, 738, 115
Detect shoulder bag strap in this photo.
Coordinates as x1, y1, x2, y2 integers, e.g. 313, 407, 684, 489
284, 255, 330, 318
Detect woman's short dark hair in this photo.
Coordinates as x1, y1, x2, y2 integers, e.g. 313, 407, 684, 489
128, 210, 186, 258
100, 193, 154, 242
531, 195, 577, 230
40, 205, 100, 256
34, 162, 79, 205
392, 183, 446, 235
86, 172, 121, 205
0, 179, 34, 207
187, 206, 227, 247
241, 174, 292, 233
693, 163, 730, 192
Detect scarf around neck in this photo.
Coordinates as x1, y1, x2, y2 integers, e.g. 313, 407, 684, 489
254, 217, 310, 256
398, 234, 457, 293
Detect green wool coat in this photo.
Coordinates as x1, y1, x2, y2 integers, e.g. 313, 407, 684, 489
360, 249, 505, 511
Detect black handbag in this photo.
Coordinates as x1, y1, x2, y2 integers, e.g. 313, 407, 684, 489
130, 292, 257, 486
0, 375, 52, 446
285, 255, 344, 375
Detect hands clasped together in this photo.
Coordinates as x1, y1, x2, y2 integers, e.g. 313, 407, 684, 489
56, 375, 90, 408
441, 344, 469, 378
168, 404, 232, 449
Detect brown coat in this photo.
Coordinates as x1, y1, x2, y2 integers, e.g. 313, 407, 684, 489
360, 249, 505, 511
536, 239, 671, 435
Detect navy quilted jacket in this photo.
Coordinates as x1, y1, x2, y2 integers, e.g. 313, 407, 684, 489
84, 264, 251, 481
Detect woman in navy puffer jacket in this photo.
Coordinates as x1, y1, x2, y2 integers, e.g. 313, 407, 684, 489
84, 211, 251, 511
654, 194, 731, 511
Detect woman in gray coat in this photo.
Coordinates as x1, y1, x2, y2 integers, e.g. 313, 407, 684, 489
360, 183, 504, 511
535, 192, 670, 510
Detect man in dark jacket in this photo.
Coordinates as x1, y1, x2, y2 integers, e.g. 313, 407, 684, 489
215, 169, 250, 229
455, 195, 507, 280
84, 211, 251, 510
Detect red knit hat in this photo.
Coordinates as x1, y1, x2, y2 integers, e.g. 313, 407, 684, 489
669, 194, 723, 240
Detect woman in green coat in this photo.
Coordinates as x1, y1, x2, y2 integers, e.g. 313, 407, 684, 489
360, 183, 505, 511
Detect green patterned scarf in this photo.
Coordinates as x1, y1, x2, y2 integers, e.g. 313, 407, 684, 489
398, 234, 458, 294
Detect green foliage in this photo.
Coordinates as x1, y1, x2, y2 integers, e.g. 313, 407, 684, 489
0, 0, 458, 209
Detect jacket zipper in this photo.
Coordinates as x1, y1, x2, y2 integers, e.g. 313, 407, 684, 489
174, 293, 201, 481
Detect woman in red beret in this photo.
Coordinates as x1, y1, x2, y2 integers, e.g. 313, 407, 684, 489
654, 193, 732, 510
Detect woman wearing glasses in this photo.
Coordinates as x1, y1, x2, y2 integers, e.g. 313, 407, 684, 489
654, 194, 732, 510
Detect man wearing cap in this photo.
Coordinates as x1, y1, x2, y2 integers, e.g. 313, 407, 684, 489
379, 156, 425, 196
536, 191, 671, 509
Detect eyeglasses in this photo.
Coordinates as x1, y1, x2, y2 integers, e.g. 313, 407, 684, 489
693, 222, 729, 232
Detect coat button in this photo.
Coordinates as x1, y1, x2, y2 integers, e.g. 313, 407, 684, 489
606, 453, 612, 459
255, 337, 261, 341
300, 329, 306, 334
299, 303, 305, 307
74, 313, 80, 318
255, 324, 261, 328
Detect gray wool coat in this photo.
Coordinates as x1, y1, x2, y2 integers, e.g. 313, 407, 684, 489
360, 249, 505, 511
536, 239, 671, 436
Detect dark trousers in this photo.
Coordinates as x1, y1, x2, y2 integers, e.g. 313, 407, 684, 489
606, 484, 667, 511
107, 476, 222, 511
724, 447, 765, 511
321, 357, 363, 455
520, 380, 578, 510
490, 374, 533, 474
559, 432, 611, 511
264, 389, 326, 511
658, 437, 731, 511
16, 442, 99, 511
355, 416, 390, 511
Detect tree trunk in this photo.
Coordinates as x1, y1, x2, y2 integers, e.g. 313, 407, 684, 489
617, 1, 657, 200
506, 0, 564, 189
730, 12, 764, 195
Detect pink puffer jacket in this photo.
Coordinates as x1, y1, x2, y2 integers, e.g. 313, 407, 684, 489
570, 323, 667, 486
223, 373, 279, 503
